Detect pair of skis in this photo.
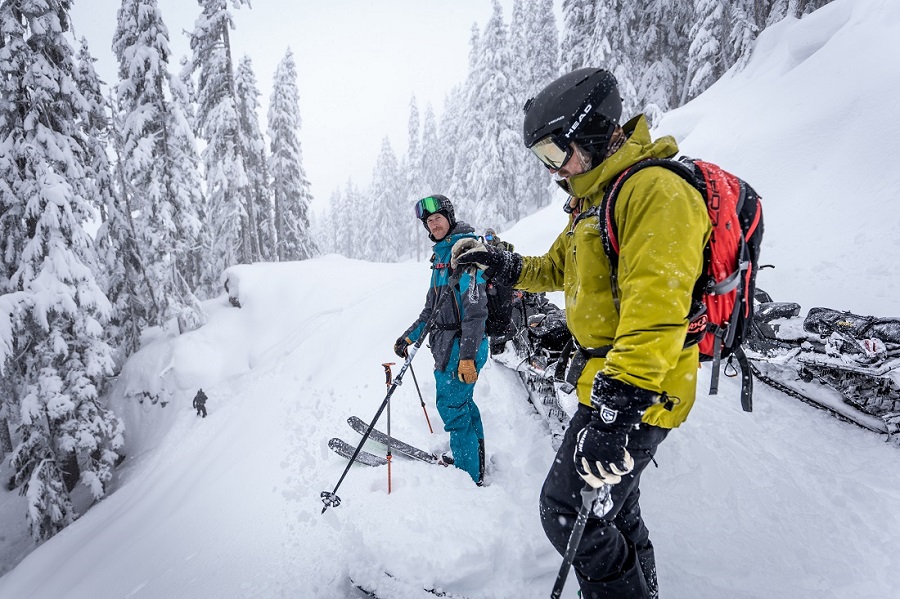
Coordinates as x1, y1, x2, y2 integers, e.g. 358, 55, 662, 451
329, 416, 442, 468
351, 570, 469, 599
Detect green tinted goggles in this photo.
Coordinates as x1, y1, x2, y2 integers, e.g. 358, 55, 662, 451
415, 196, 443, 219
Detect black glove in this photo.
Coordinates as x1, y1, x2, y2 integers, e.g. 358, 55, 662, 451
393, 336, 411, 358
450, 239, 523, 286
574, 373, 658, 487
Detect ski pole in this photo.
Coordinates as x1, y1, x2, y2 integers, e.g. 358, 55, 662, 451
321, 273, 460, 513
408, 363, 434, 434
382, 363, 394, 494
550, 482, 612, 599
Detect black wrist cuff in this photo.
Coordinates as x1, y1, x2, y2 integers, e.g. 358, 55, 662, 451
590, 373, 659, 425
486, 250, 523, 287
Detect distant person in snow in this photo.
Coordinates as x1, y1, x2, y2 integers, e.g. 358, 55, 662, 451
483, 228, 514, 253
482, 228, 516, 356
452, 68, 712, 598
193, 389, 208, 418
394, 195, 489, 486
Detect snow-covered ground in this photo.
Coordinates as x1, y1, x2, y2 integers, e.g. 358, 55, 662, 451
2, 0, 900, 597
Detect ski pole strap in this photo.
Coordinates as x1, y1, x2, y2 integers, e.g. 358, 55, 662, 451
734, 345, 753, 412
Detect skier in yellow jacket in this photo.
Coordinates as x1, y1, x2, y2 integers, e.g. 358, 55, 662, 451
453, 68, 711, 598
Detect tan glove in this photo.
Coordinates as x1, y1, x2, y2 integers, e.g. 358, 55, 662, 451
457, 359, 478, 384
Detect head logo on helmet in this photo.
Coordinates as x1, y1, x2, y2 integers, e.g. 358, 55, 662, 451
565, 103, 593, 139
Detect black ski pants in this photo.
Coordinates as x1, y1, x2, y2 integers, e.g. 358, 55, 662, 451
540, 403, 669, 598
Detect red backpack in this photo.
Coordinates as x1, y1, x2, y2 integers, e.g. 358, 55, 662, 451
599, 157, 764, 411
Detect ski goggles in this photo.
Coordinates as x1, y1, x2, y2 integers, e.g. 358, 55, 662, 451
414, 196, 443, 219
529, 135, 574, 170
484, 233, 495, 242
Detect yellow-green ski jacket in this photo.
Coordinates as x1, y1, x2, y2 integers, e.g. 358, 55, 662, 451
516, 115, 712, 428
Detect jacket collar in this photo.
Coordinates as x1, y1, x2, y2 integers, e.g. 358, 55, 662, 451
566, 115, 679, 207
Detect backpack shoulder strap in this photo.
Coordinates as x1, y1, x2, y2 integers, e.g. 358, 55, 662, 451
599, 157, 700, 264
598, 158, 700, 310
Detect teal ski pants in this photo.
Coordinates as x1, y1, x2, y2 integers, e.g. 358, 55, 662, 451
434, 338, 488, 483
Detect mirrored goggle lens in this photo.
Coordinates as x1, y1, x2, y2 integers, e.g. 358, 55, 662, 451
530, 136, 570, 170
485, 234, 494, 241
415, 196, 442, 219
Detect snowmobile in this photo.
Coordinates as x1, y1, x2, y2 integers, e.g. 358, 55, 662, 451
745, 288, 900, 436
493, 284, 900, 442
491, 291, 574, 448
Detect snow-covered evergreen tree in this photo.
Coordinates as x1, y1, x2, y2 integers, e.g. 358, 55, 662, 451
419, 104, 443, 199
339, 180, 364, 258
188, 0, 259, 270
686, 0, 726, 100
466, 0, 520, 228
268, 49, 316, 261
113, 0, 205, 332
559, 0, 595, 73
235, 55, 275, 261
728, 1, 760, 72
73, 38, 135, 358
631, 3, 687, 121
0, 1, 124, 541
317, 188, 344, 255
447, 25, 480, 221
366, 138, 405, 262
404, 96, 427, 260
517, 0, 559, 211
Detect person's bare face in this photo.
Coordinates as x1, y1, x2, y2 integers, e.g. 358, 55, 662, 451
426, 213, 451, 241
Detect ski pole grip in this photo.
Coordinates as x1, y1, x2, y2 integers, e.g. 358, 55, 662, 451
382, 362, 395, 387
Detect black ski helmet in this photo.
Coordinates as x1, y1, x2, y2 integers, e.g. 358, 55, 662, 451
523, 68, 622, 168
415, 194, 456, 232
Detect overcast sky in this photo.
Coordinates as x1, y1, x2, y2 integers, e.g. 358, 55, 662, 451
68, 0, 532, 212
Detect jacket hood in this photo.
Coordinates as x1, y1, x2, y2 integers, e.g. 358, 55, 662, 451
567, 115, 679, 205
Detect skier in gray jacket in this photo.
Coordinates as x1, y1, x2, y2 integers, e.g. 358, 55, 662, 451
394, 195, 489, 485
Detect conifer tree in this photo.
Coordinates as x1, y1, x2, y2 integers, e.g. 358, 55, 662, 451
318, 188, 344, 255
440, 83, 466, 217
0, 1, 124, 541
517, 0, 559, 211
560, 0, 595, 72
74, 38, 135, 357
268, 49, 316, 261
728, 2, 760, 72
467, 0, 520, 227
368, 137, 405, 262
338, 180, 363, 258
113, 0, 205, 331
188, 0, 259, 270
447, 25, 481, 220
686, 0, 726, 100
404, 96, 427, 260
235, 55, 275, 261
419, 104, 445, 215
